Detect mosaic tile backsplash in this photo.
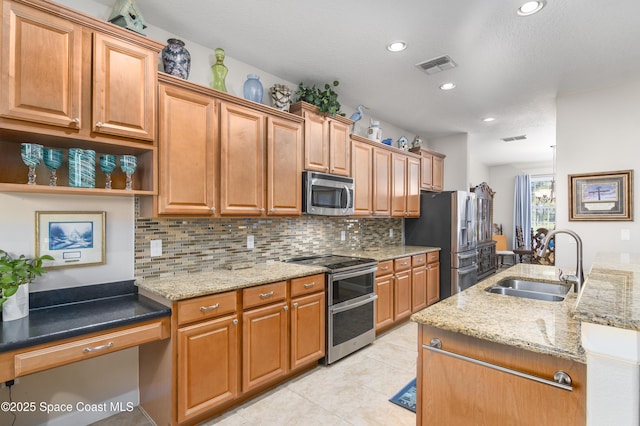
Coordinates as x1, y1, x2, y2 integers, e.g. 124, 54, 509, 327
134, 216, 403, 279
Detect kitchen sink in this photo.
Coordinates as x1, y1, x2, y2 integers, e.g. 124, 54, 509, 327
485, 278, 570, 302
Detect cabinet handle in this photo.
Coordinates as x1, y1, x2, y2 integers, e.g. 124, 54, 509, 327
210, 207, 216, 213
331, 168, 335, 172
293, 302, 299, 308
259, 208, 265, 213
423, 338, 573, 391
71, 117, 80, 126
95, 121, 103, 128
284, 305, 289, 311
303, 282, 316, 288
324, 167, 329, 171
259, 291, 274, 299
269, 208, 275, 213
83, 342, 114, 353
380, 266, 389, 270
200, 303, 220, 312
232, 319, 238, 325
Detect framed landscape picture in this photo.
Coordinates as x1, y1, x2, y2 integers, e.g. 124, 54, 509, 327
569, 170, 633, 221
35, 211, 106, 268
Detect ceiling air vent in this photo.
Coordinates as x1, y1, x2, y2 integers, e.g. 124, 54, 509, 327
416, 55, 457, 75
501, 135, 528, 142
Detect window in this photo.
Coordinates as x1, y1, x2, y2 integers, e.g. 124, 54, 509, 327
531, 175, 556, 230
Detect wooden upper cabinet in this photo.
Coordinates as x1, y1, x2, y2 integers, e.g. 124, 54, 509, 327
391, 153, 408, 217
329, 120, 350, 176
372, 147, 391, 216
413, 147, 445, 192
351, 140, 373, 216
266, 116, 302, 215
290, 102, 352, 176
406, 156, 421, 217
0, 0, 82, 128
156, 81, 217, 216
92, 33, 156, 141
219, 102, 265, 216
432, 154, 444, 191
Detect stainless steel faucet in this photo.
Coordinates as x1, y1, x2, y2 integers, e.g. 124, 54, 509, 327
538, 229, 584, 293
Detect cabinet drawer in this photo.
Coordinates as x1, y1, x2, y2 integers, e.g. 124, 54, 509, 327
14, 318, 169, 377
243, 281, 287, 309
291, 274, 325, 297
394, 257, 412, 272
376, 260, 393, 277
177, 291, 238, 326
412, 254, 427, 267
427, 251, 440, 263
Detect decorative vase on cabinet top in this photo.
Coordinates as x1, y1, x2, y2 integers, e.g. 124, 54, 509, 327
243, 74, 264, 103
161, 38, 191, 80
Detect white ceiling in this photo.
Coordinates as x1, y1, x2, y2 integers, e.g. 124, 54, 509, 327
99, 0, 640, 166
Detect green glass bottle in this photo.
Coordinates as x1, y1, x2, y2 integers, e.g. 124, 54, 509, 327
211, 48, 228, 92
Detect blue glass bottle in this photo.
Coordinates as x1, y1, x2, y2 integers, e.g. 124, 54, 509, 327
243, 74, 263, 103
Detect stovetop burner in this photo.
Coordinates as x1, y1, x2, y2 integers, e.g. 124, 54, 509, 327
286, 254, 377, 272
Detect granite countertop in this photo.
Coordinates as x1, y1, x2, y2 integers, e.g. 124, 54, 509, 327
573, 252, 640, 331
411, 264, 584, 363
337, 245, 440, 261
0, 281, 171, 353
136, 262, 328, 301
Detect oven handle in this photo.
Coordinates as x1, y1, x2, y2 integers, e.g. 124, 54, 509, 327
330, 266, 378, 281
330, 294, 378, 314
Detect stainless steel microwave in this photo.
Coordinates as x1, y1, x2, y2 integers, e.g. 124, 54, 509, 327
303, 171, 354, 216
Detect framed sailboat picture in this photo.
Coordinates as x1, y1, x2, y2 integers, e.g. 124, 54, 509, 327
569, 170, 633, 221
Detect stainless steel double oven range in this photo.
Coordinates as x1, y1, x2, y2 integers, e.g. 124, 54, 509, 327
287, 255, 378, 364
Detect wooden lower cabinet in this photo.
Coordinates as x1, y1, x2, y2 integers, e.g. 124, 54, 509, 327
426, 261, 441, 306
177, 314, 239, 423
291, 291, 325, 370
411, 266, 427, 312
393, 269, 412, 321
242, 301, 289, 393
375, 269, 395, 332
418, 325, 586, 426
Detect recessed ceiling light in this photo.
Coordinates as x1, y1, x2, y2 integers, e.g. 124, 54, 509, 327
439, 82, 456, 91
517, 1, 546, 16
387, 41, 407, 52
482, 117, 496, 122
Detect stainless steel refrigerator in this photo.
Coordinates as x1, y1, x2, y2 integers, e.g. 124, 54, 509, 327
405, 191, 478, 300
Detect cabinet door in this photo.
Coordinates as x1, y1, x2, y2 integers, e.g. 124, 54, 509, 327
433, 155, 444, 191
372, 148, 391, 216
177, 315, 239, 423
0, 1, 82, 128
426, 262, 440, 306
375, 274, 394, 332
351, 140, 373, 216
412, 266, 427, 312
291, 292, 325, 370
220, 102, 265, 216
266, 116, 302, 215
242, 302, 288, 392
157, 84, 216, 215
420, 151, 434, 190
329, 120, 350, 176
406, 156, 421, 217
93, 33, 156, 141
394, 270, 412, 321
391, 153, 408, 217
303, 111, 329, 172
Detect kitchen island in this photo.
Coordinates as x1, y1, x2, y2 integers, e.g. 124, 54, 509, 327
411, 263, 586, 425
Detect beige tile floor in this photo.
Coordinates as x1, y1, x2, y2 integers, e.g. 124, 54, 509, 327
92, 321, 418, 426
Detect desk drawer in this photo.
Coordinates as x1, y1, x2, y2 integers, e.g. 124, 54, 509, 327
177, 291, 237, 326
243, 281, 287, 309
14, 318, 169, 377
291, 274, 324, 297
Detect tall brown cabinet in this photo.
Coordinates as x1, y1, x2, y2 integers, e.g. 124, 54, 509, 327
472, 182, 496, 280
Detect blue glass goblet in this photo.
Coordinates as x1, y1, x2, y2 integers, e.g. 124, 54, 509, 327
43, 148, 64, 186
119, 155, 137, 190
99, 154, 117, 189
20, 143, 43, 185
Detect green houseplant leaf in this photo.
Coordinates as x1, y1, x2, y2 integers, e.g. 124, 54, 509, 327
0, 249, 53, 307
295, 80, 345, 117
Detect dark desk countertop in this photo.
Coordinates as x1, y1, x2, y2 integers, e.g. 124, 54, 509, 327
0, 281, 171, 353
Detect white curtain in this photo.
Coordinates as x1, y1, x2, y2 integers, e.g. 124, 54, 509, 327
513, 174, 531, 249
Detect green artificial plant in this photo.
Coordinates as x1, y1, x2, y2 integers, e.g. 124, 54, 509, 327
295, 80, 344, 117
0, 249, 52, 307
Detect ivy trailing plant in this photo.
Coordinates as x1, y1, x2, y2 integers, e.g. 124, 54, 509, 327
0, 249, 52, 307
295, 80, 345, 117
